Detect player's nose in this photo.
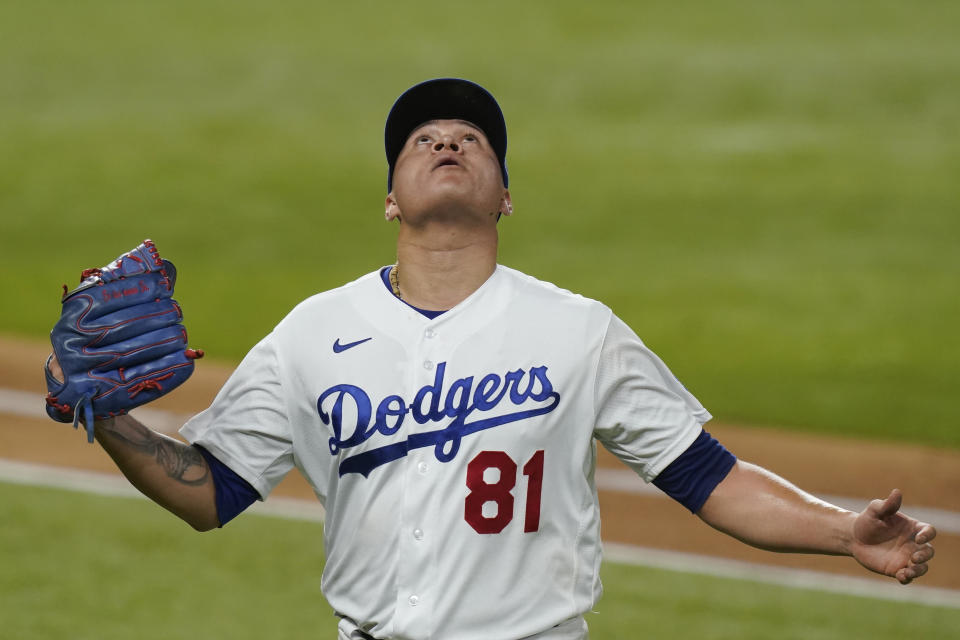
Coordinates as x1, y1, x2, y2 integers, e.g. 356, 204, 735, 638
433, 135, 460, 153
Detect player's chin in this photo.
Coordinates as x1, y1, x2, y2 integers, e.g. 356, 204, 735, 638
435, 180, 503, 210
412, 187, 480, 212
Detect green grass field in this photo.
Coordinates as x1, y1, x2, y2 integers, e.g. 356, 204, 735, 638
0, 3, 957, 637
1, 1, 958, 447
2, 482, 957, 640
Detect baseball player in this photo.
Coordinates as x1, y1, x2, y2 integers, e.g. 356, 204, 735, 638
45, 78, 936, 640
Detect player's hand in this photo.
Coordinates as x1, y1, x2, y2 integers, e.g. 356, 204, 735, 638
850, 489, 936, 584
46, 353, 63, 383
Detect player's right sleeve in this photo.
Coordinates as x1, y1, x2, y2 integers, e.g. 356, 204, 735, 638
593, 314, 710, 482
179, 332, 295, 501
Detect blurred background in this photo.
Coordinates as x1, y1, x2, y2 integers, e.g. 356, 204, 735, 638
2, 0, 958, 445
3, 0, 957, 446
1, 1, 957, 637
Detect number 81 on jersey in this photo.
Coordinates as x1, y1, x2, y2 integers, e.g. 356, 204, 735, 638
464, 450, 544, 534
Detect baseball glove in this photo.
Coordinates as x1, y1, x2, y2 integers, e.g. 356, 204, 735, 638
44, 240, 203, 442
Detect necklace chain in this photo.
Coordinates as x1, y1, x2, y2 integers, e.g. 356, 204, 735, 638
389, 263, 401, 299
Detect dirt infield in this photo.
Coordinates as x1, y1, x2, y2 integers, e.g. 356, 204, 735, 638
2, 334, 957, 590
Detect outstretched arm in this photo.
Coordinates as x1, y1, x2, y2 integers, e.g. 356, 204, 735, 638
697, 461, 936, 584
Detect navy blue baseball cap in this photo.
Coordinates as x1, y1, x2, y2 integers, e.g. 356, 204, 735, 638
384, 78, 508, 192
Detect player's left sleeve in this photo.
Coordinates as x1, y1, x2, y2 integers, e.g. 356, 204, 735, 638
593, 314, 712, 481
651, 429, 736, 513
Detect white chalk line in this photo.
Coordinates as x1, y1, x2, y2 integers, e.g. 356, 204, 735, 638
0, 388, 193, 436
5, 389, 960, 609
0, 457, 957, 610
601, 542, 960, 610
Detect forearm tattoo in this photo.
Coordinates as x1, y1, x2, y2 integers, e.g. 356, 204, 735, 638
101, 419, 210, 486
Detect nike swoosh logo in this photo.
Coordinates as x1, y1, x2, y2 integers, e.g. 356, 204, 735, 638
333, 337, 373, 353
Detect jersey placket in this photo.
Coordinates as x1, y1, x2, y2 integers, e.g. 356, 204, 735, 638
393, 322, 445, 638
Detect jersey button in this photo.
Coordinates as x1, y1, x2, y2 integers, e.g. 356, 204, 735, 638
423, 360, 434, 370
413, 528, 424, 540
417, 461, 428, 474
408, 595, 419, 606
424, 328, 436, 339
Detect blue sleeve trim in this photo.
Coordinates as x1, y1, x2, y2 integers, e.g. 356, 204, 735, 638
194, 445, 260, 527
652, 430, 737, 514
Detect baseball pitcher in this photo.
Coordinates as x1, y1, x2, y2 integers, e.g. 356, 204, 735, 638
44, 78, 937, 640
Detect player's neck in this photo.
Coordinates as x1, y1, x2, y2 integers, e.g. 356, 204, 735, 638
393, 226, 498, 311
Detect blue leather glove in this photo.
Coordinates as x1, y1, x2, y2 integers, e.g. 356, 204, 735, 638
45, 240, 203, 441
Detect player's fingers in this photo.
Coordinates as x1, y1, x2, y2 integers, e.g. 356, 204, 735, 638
912, 544, 935, 565
896, 568, 912, 585
895, 564, 924, 585
915, 523, 937, 545
896, 544, 935, 585
909, 562, 929, 579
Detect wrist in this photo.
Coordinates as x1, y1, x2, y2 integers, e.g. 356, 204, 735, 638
92, 414, 123, 440
838, 509, 859, 556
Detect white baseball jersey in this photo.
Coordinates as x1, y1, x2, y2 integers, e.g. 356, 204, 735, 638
181, 265, 710, 640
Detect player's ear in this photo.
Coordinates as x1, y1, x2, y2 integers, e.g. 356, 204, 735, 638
499, 190, 513, 217
385, 193, 401, 222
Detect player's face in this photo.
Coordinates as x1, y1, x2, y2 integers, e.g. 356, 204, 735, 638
386, 119, 511, 226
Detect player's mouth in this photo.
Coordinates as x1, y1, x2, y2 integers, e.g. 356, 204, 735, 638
432, 155, 463, 171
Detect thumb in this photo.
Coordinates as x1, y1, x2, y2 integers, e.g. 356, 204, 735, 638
873, 489, 903, 520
